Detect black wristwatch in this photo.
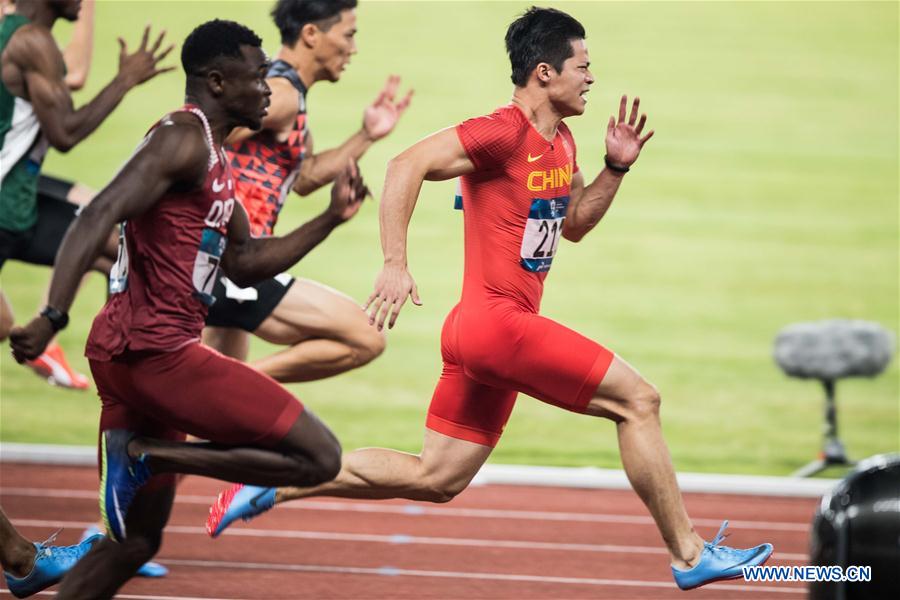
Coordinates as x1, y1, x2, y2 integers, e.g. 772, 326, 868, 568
40, 306, 69, 332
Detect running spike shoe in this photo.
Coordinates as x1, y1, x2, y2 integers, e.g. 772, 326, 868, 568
25, 343, 89, 390
207, 484, 276, 538
100, 429, 151, 543
671, 520, 773, 590
3, 532, 102, 598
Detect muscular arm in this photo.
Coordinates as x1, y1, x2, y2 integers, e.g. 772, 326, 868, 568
563, 95, 654, 243
221, 204, 341, 288
292, 129, 373, 196
294, 76, 412, 196
62, 0, 94, 90
222, 162, 366, 287
562, 168, 626, 242
2, 24, 171, 152
45, 122, 206, 314
380, 127, 473, 266
9, 120, 208, 361
366, 127, 473, 329
224, 82, 375, 197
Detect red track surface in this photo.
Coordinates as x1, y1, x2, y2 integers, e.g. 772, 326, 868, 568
0, 463, 815, 599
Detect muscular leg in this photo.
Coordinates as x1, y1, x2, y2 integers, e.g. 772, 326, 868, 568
202, 326, 249, 362
57, 485, 174, 599
0, 508, 37, 578
131, 409, 342, 488
274, 429, 491, 503
584, 355, 704, 569
252, 279, 386, 382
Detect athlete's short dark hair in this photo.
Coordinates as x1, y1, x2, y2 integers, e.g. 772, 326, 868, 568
505, 7, 586, 87
272, 0, 358, 46
181, 19, 263, 76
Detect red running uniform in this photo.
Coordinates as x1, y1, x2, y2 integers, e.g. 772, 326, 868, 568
86, 107, 302, 486
426, 105, 614, 447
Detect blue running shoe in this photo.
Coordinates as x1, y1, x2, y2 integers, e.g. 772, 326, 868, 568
100, 429, 151, 543
136, 560, 169, 578
672, 521, 773, 590
80, 525, 168, 578
3, 532, 103, 598
206, 484, 276, 538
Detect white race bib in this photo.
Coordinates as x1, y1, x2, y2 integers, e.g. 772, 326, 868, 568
193, 228, 226, 305
520, 196, 569, 273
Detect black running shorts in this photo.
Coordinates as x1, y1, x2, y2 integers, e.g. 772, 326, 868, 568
205, 273, 296, 332
0, 175, 78, 270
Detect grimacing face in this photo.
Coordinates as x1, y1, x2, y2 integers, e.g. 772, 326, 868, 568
548, 39, 594, 117
315, 9, 358, 82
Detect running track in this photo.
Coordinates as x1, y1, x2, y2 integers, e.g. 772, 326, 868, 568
0, 463, 815, 598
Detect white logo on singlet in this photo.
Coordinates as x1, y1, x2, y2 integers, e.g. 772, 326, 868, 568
203, 198, 235, 228
212, 178, 226, 193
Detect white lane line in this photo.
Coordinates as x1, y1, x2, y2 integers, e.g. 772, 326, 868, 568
161, 558, 807, 595
0, 592, 244, 600
10, 518, 809, 562
0, 487, 812, 531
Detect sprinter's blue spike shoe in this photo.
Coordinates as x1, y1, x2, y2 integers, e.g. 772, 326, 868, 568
672, 521, 773, 590
3, 532, 103, 598
100, 429, 151, 543
207, 484, 276, 538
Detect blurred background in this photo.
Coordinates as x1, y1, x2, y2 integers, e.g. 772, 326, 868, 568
1, 0, 897, 476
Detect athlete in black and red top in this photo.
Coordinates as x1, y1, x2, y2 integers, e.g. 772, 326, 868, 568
203, 0, 412, 385
10, 20, 367, 597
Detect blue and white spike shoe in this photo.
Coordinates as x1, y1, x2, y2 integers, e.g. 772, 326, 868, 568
672, 521, 773, 590
3, 532, 103, 598
99, 429, 152, 543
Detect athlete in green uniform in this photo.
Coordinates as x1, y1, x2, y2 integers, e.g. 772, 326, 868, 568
0, 0, 170, 283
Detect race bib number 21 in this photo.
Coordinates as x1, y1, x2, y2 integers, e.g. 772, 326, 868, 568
520, 196, 569, 273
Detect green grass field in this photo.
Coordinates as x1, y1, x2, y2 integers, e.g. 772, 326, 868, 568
1, 1, 897, 475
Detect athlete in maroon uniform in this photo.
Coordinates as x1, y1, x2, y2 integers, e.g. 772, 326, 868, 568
203, 0, 412, 384
10, 20, 368, 597
207, 8, 773, 590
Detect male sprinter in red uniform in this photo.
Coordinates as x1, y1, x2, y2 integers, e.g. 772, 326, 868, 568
10, 19, 368, 598
204, 0, 411, 382
207, 7, 774, 590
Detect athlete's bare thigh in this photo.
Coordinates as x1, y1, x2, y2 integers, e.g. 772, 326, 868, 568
253, 278, 370, 345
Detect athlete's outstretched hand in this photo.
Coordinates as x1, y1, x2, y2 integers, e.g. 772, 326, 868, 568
365, 264, 421, 331
328, 160, 369, 222
362, 75, 413, 142
116, 25, 175, 88
605, 95, 654, 168
9, 316, 54, 363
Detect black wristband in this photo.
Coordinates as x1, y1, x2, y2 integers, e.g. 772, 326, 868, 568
604, 155, 630, 174
40, 306, 69, 332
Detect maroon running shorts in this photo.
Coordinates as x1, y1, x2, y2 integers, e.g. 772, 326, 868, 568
91, 342, 303, 466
